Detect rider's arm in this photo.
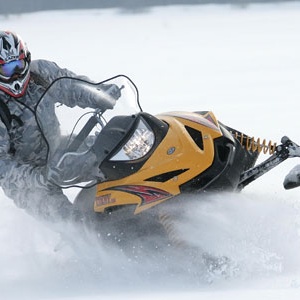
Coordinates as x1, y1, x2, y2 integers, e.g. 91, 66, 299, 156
30, 59, 119, 110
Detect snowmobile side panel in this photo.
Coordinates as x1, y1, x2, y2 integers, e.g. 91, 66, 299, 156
94, 111, 225, 214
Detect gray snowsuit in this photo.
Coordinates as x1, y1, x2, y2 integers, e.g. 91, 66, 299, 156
0, 59, 116, 222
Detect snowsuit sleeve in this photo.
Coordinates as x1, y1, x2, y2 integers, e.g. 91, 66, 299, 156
30, 59, 117, 110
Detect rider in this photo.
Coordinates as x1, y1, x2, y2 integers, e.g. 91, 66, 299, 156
0, 30, 120, 223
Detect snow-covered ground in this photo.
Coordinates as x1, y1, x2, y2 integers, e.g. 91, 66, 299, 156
1, 2, 300, 299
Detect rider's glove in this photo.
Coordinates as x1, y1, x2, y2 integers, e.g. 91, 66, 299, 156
100, 83, 121, 100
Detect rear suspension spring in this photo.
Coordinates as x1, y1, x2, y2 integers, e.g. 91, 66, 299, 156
234, 132, 277, 155
159, 211, 185, 247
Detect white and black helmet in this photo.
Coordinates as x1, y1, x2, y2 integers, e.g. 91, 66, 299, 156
0, 31, 31, 97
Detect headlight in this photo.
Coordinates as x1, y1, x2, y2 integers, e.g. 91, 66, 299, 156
111, 118, 155, 161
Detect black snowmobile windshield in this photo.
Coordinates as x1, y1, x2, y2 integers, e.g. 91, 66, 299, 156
35, 75, 141, 188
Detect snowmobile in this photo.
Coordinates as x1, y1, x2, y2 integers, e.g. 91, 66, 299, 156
36, 75, 300, 246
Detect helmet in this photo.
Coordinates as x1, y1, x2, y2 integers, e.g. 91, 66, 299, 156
0, 31, 31, 98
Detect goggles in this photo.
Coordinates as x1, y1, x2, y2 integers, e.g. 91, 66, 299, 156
0, 59, 26, 78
